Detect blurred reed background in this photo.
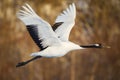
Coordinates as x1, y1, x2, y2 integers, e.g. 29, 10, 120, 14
0, 0, 120, 80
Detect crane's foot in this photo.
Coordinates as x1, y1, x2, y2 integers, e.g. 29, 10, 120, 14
16, 62, 27, 67
16, 56, 42, 67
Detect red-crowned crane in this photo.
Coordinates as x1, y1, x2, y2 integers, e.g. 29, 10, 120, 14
16, 3, 109, 67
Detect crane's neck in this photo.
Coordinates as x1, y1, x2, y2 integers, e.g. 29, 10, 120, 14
80, 43, 102, 48
63, 42, 103, 52
71, 43, 102, 51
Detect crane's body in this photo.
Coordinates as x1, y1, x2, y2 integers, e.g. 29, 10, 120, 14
31, 42, 82, 57
16, 3, 105, 67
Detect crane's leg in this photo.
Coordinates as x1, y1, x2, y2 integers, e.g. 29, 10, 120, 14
16, 56, 42, 67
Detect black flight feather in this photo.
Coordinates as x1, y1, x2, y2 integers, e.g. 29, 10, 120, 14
26, 25, 46, 50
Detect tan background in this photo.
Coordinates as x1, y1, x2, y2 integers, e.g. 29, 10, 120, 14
0, 0, 120, 80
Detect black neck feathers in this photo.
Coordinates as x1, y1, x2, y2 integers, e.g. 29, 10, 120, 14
80, 44, 102, 48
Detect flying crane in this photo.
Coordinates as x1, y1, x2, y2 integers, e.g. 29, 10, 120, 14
16, 3, 109, 67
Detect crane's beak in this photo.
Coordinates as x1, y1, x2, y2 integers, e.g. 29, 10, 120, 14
102, 45, 111, 48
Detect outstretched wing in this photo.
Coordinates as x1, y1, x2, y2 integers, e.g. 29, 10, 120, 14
52, 3, 76, 41
17, 4, 60, 50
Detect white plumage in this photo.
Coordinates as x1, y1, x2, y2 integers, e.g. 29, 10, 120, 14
17, 3, 81, 57
17, 4, 60, 48
55, 3, 76, 41
16, 3, 103, 67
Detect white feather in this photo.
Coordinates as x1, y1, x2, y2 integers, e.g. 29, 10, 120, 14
16, 3, 102, 59
17, 3, 61, 48
54, 3, 76, 41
